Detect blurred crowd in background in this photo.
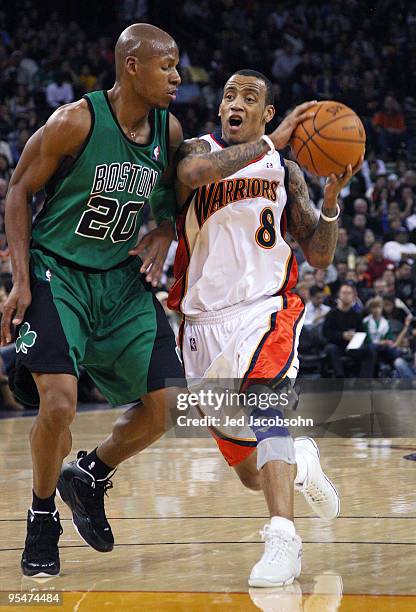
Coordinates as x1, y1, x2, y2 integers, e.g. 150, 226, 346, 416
0, 0, 415, 409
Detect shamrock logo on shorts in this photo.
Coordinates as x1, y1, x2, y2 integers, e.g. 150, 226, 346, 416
16, 322, 38, 354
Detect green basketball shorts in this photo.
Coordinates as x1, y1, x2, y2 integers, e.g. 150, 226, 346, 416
12, 248, 185, 406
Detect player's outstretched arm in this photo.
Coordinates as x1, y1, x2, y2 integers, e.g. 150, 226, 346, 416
1, 101, 90, 345
176, 101, 317, 191
285, 157, 363, 269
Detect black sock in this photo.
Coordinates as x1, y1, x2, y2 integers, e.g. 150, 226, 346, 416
32, 490, 56, 513
79, 448, 113, 480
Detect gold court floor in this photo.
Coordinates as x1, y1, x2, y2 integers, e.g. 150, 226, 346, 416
0, 405, 416, 611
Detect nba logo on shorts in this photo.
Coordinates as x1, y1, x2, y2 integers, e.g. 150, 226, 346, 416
190, 338, 197, 351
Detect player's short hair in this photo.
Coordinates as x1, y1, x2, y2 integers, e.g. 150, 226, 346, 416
231, 69, 274, 106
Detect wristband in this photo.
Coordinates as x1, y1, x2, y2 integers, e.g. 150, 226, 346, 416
320, 203, 340, 222
261, 135, 275, 155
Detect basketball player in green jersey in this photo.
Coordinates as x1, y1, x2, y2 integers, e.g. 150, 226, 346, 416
1, 24, 186, 577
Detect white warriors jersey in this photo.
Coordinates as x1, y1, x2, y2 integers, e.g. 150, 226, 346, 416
168, 132, 298, 316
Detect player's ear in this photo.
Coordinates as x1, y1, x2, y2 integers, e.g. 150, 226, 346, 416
218, 101, 223, 117
264, 104, 275, 124
125, 55, 139, 76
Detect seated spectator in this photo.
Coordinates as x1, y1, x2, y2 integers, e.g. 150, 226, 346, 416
299, 259, 337, 284
363, 297, 409, 376
363, 228, 376, 253
300, 270, 315, 288
383, 229, 416, 263
361, 151, 386, 191
46, 71, 74, 109
356, 258, 373, 302
313, 268, 332, 296
334, 227, 357, 264
366, 241, 393, 282
329, 261, 348, 298
294, 281, 310, 304
0, 153, 12, 182
395, 260, 415, 309
383, 276, 412, 317
382, 296, 407, 333
406, 201, 416, 232
342, 181, 368, 218
78, 64, 97, 93
349, 213, 368, 253
372, 95, 406, 158
304, 285, 330, 328
322, 283, 376, 378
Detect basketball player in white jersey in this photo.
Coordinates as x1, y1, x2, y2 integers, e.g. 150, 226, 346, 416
169, 69, 362, 587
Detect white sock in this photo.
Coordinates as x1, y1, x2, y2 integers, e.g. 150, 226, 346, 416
270, 516, 296, 535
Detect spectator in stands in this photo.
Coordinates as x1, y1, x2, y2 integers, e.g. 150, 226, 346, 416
78, 64, 97, 93
334, 227, 357, 264
301, 270, 315, 289
372, 95, 406, 158
366, 241, 393, 282
329, 261, 349, 297
383, 229, 416, 263
363, 228, 376, 252
304, 286, 330, 328
322, 283, 376, 378
406, 201, 416, 232
45, 71, 74, 109
313, 268, 332, 297
294, 281, 310, 304
363, 297, 412, 377
394, 260, 415, 309
382, 296, 407, 333
349, 213, 368, 252
0, 154, 12, 182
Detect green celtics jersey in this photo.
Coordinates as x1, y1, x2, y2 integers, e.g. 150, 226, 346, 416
32, 90, 171, 269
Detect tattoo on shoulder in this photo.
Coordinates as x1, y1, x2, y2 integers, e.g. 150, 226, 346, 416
285, 159, 318, 242
175, 138, 211, 166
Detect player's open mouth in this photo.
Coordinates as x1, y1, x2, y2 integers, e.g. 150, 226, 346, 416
228, 115, 243, 130
167, 89, 177, 99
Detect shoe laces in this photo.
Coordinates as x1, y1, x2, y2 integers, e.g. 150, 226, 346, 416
303, 479, 328, 505
260, 526, 292, 564
78, 471, 116, 528
26, 512, 62, 559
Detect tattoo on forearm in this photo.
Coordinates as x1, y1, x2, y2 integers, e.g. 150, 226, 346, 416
176, 138, 269, 181
286, 159, 338, 261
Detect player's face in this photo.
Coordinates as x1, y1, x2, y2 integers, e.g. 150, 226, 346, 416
219, 75, 275, 144
131, 46, 181, 109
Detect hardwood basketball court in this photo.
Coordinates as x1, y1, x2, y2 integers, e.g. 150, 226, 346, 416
0, 389, 415, 611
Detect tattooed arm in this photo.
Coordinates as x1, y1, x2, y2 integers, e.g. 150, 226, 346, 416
176, 137, 269, 192
175, 101, 317, 191
286, 159, 361, 269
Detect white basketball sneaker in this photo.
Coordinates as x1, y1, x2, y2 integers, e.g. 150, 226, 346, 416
249, 517, 302, 588
294, 437, 340, 520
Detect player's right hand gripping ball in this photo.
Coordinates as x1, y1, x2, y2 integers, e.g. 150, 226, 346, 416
290, 100, 366, 176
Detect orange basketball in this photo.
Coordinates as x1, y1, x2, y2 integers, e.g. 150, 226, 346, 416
290, 101, 366, 177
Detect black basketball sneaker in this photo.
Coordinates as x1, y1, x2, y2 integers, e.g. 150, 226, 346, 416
57, 451, 115, 552
21, 509, 62, 577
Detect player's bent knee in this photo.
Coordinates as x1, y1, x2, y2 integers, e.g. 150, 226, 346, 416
238, 471, 262, 491
37, 389, 77, 429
